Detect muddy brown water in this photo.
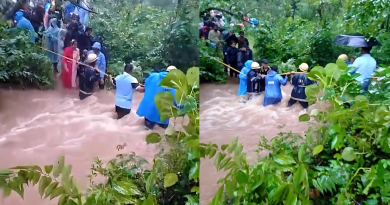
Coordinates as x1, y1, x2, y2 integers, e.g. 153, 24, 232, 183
0, 83, 174, 205
199, 78, 326, 205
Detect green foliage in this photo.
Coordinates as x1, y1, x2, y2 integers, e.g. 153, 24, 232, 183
0, 21, 54, 87
89, 0, 199, 77
203, 59, 390, 204
199, 40, 226, 83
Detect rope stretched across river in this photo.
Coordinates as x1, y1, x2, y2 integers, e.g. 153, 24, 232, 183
212, 58, 380, 79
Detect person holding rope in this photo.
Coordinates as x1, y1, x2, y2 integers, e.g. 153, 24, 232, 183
109, 63, 145, 119
88, 42, 106, 89
78, 53, 100, 100
259, 59, 271, 92
237, 60, 254, 96
136, 66, 180, 130
287, 63, 316, 110
246, 62, 262, 101
263, 65, 289, 107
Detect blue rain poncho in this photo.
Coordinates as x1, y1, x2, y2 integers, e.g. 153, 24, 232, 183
136, 71, 176, 125
263, 70, 288, 106
89, 42, 106, 78
44, 18, 59, 63
237, 60, 253, 96
14, 11, 37, 43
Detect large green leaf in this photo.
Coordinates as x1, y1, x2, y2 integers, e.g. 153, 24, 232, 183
342, 147, 356, 162
164, 173, 178, 188
186, 67, 199, 88
159, 69, 189, 104
154, 91, 176, 121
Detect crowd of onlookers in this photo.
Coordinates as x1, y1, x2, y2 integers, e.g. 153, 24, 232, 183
199, 10, 254, 77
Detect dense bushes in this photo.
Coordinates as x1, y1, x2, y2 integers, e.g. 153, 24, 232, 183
89, 0, 199, 78
0, 21, 53, 87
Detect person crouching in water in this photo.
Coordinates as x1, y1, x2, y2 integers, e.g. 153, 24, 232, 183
246, 62, 262, 101
287, 63, 316, 110
78, 53, 100, 100
136, 66, 179, 130
237, 60, 254, 96
109, 63, 145, 119
263, 65, 289, 107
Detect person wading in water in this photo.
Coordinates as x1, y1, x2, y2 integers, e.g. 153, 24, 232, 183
78, 53, 100, 100
136, 66, 181, 130
246, 62, 261, 101
259, 59, 271, 92
109, 63, 145, 119
287, 63, 316, 111
263, 65, 289, 107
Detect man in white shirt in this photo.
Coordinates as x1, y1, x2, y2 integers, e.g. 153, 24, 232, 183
349, 47, 377, 93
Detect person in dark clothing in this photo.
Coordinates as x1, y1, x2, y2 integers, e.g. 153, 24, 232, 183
246, 62, 261, 101
223, 30, 239, 71
225, 41, 239, 77
237, 44, 253, 72
237, 31, 249, 48
30, 5, 45, 33
259, 59, 271, 92
287, 63, 316, 110
77, 27, 93, 57
78, 53, 100, 100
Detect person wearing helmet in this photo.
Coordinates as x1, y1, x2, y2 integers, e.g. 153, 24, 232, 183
287, 63, 317, 110
263, 65, 289, 107
245, 62, 262, 101
78, 53, 100, 100
109, 63, 145, 119
338, 54, 350, 66
137, 66, 181, 130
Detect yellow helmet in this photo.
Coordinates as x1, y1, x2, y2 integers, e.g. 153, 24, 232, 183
338, 54, 348, 62
299, 63, 309, 72
251, 62, 261, 69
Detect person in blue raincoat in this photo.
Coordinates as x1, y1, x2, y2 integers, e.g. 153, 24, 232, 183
44, 18, 60, 72
14, 11, 37, 43
137, 66, 179, 130
287, 63, 316, 110
237, 60, 253, 96
263, 65, 289, 107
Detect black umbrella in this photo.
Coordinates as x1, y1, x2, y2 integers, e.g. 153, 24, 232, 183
334, 35, 381, 47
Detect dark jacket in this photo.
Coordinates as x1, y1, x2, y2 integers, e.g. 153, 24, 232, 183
237, 48, 253, 69
225, 46, 238, 66
77, 33, 93, 55
237, 36, 249, 48
223, 34, 239, 54
79, 65, 100, 99
259, 66, 271, 92
247, 69, 261, 93
290, 74, 316, 102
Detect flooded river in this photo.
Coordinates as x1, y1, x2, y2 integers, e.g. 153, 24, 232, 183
0, 85, 163, 205
199, 78, 326, 205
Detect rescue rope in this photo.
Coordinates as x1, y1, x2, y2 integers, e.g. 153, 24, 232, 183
212, 58, 380, 79
39, 46, 146, 86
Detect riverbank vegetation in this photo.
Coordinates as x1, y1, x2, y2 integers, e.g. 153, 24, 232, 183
0, 68, 200, 205
200, 0, 390, 204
